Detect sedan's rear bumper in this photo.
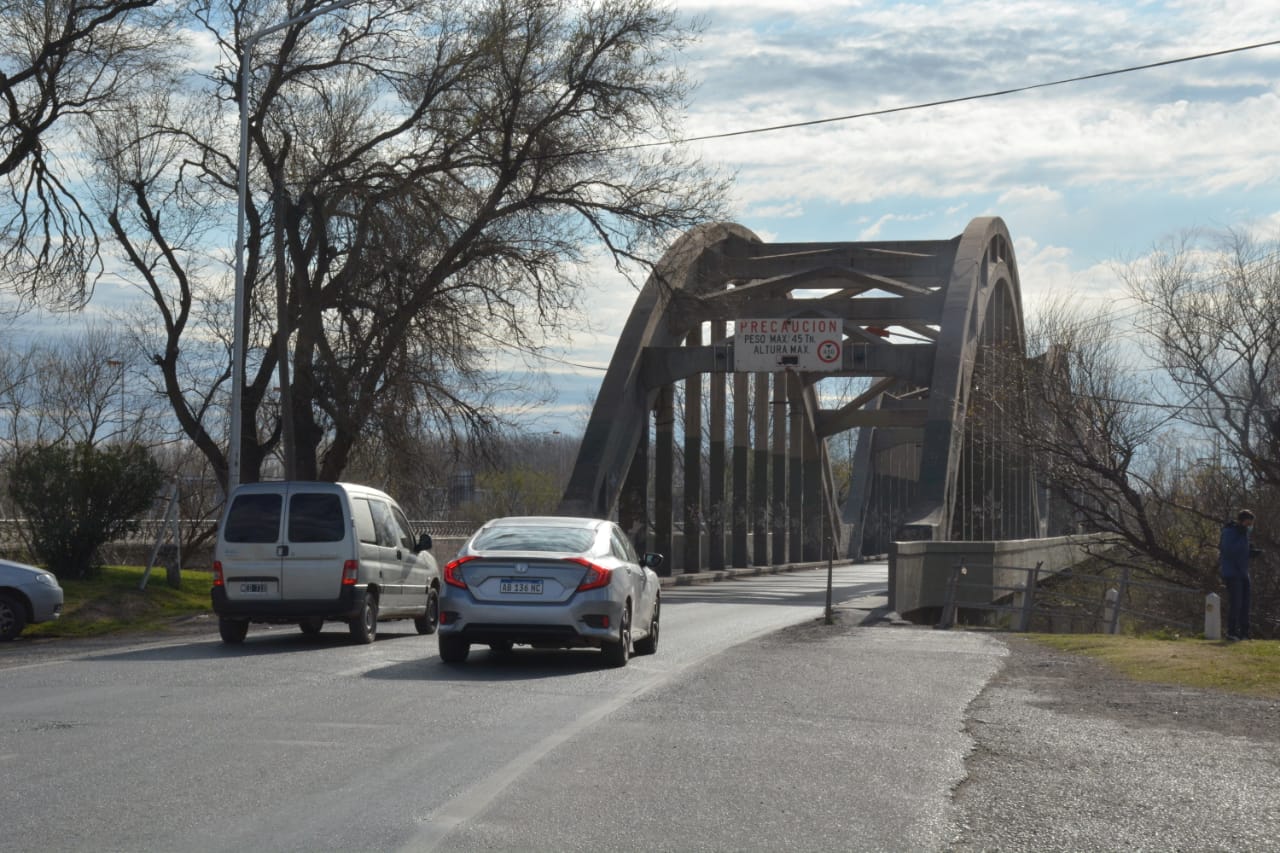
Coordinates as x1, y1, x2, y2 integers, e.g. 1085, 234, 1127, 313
438, 588, 621, 647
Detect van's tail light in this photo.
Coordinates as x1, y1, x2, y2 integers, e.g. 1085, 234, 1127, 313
342, 560, 359, 586
569, 558, 612, 591
212, 561, 224, 587
444, 556, 477, 589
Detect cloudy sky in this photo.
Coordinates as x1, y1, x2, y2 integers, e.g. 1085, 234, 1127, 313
531, 0, 1280, 425
10, 1, 1280, 431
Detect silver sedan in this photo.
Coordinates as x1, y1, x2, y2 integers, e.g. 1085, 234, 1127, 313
437, 516, 662, 667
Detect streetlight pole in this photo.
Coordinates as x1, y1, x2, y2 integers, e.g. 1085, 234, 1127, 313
107, 359, 125, 438
229, 0, 356, 495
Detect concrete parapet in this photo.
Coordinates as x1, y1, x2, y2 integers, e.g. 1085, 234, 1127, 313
889, 534, 1114, 621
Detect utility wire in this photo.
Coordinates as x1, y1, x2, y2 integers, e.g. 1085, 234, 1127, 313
620, 37, 1280, 151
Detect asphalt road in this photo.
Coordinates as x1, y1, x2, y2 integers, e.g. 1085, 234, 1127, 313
0, 563, 1018, 852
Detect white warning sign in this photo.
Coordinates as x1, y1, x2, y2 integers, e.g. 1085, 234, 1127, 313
733, 318, 844, 372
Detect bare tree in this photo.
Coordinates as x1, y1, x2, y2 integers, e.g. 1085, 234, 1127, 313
87, 0, 726, 490
0, 0, 176, 306
0, 323, 158, 447
1122, 228, 1280, 490
977, 296, 1217, 586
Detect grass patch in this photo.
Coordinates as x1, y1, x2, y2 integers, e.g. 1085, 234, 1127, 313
1031, 633, 1280, 700
24, 564, 213, 639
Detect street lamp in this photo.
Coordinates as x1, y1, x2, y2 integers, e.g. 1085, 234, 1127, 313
229, 0, 356, 494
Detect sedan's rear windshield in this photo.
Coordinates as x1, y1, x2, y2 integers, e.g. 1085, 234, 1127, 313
471, 526, 595, 553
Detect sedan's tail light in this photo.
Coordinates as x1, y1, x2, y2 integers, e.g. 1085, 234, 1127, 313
569, 558, 612, 591
212, 561, 224, 587
444, 556, 478, 589
341, 560, 359, 586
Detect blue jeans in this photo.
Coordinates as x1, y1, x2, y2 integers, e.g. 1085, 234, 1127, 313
1224, 575, 1251, 639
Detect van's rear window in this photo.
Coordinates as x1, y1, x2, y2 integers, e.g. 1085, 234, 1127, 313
288, 493, 345, 543
224, 494, 282, 543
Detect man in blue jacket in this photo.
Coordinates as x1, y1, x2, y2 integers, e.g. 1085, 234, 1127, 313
1219, 509, 1260, 640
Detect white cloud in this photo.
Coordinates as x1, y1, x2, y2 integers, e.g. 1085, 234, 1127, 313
998, 186, 1064, 206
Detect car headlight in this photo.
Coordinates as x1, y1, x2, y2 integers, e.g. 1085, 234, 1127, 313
34, 573, 55, 586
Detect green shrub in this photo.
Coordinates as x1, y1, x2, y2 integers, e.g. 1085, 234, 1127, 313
8, 442, 166, 578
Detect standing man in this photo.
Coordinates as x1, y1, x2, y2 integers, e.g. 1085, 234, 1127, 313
1219, 509, 1261, 641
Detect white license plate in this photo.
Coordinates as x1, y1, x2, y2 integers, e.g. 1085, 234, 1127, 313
239, 582, 271, 594
500, 579, 543, 595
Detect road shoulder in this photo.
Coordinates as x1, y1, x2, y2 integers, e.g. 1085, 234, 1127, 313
951, 636, 1280, 852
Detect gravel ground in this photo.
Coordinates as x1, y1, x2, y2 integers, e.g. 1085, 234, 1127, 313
948, 635, 1280, 853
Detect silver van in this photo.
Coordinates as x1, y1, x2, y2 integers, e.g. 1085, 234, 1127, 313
212, 482, 440, 645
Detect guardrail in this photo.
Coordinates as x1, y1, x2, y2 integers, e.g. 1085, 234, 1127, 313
937, 560, 1210, 635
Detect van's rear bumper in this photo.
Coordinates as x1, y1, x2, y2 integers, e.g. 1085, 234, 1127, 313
211, 585, 368, 623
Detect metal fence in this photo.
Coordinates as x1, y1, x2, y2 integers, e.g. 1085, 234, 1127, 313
0, 518, 479, 547
938, 560, 1208, 635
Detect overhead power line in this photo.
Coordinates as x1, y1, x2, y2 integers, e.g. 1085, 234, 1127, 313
628, 37, 1280, 150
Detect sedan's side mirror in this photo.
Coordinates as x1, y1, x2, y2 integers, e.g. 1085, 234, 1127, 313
416, 532, 433, 552
642, 552, 664, 569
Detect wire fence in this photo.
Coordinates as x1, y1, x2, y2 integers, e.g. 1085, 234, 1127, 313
0, 517, 478, 544
938, 560, 1209, 635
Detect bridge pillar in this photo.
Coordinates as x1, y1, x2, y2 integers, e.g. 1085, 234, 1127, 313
732, 370, 750, 567
752, 372, 770, 565
771, 372, 788, 564
619, 412, 649, 554
803, 418, 824, 562
655, 385, 674, 575
683, 328, 703, 571
709, 322, 727, 571
788, 374, 804, 564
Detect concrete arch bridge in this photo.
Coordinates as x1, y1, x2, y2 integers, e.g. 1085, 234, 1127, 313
557, 216, 1047, 576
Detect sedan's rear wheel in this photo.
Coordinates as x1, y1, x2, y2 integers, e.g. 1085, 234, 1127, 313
218, 617, 249, 645
349, 594, 378, 644
634, 596, 659, 656
439, 634, 470, 664
602, 604, 631, 668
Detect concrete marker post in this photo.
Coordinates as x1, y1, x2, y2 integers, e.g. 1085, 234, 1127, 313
1204, 592, 1221, 641
1103, 588, 1120, 635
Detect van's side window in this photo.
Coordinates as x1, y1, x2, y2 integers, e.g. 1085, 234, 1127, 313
367, 500, 400, 548
391, 506, 417, 551
225, 494, 282, 543
352, 499, 379, 545
288, 493, 345, 543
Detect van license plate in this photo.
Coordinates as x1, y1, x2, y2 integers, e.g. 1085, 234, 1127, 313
500, 580, 543, 595
239, 582, 270, 593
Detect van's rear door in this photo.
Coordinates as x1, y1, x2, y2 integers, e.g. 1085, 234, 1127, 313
219, 491, 285, 602
282, 487, 348, 601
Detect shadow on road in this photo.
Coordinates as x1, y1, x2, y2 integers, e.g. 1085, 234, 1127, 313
364, 647, 627, 682
80, 628, 637, 682
83, 626, 429, 661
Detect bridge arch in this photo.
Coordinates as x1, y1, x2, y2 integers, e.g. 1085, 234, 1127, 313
558, 216, 1041, 573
